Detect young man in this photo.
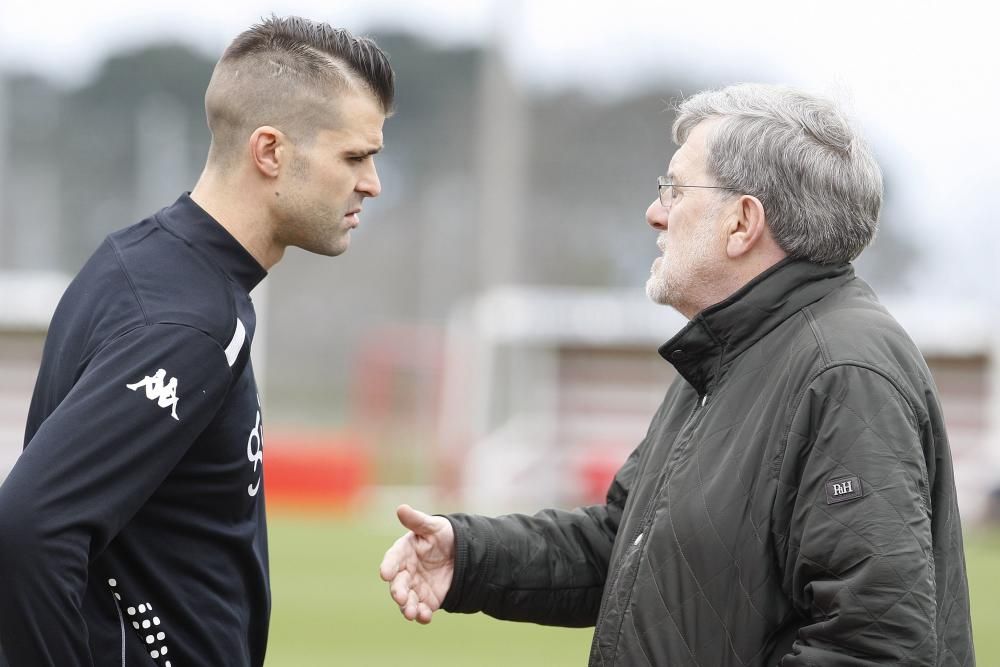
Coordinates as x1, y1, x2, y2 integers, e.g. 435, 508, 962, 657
380, 84, 975, 665
0, 16, 392, 666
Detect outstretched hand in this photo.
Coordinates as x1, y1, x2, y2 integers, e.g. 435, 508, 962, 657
378, 504, 455, 624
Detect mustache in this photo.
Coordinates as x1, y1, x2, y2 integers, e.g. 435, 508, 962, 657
656, 233, 667, 253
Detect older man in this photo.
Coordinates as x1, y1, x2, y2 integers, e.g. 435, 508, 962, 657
380, 84, 974, 665
0, 16, 392, 667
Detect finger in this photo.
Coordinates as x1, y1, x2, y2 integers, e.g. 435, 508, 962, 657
380, 529, 422, 579
378, 555, 395, 582
412, 578, 438, 608
379, 542, 406, 582
402, 588, 420, 621
416, 602, 434, 625
390, 571, 411, 607
396, 504, 437, 535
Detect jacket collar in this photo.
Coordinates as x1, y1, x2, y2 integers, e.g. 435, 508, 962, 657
658, 258, 855, 395
155, 193, 268, 293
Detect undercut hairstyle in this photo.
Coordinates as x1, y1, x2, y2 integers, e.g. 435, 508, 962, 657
204, 15, 394, 167
674, 84, 882, 265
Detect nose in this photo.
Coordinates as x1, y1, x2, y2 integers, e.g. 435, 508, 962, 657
646, 198, 668, 231
358, 161, 382, 198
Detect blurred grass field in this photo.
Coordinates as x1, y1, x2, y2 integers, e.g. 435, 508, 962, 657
266, 511, 1000, 666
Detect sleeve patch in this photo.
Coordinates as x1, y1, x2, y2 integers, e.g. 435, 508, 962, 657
825, 475, 863, 504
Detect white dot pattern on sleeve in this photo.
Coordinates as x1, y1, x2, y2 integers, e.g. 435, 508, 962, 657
135, 601, 172, 663
106, 578, 173, 665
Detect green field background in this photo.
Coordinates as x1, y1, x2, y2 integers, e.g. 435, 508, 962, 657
266, 511, 1000, 666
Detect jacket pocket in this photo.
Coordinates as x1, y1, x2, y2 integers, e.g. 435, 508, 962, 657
591, 529, 648, 664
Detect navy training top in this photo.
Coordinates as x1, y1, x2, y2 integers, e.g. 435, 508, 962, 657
0, 194, 270, 666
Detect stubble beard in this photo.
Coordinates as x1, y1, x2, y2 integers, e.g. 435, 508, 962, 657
645, 256, 672, 306
645, 216, 721, 316
281, 155, 352, 257
283, 193, 350, 258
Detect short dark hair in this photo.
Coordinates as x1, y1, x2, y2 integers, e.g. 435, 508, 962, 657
204, 16, 394, 166
221, 15, 394, 113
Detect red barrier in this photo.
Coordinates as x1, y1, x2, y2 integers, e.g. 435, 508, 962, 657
578, 447, 628, 504
262, 432, 371, 510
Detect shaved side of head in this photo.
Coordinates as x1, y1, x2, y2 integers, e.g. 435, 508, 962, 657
203, 16, 394, 171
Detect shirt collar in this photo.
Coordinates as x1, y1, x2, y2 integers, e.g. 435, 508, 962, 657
658, 258, 856, 395
155, 193, 268, 293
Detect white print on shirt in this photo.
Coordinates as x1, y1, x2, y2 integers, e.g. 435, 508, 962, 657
247, 408, 263, 497
107, 578, 173, 666
224, 318, 246, 367
126, 369, 180, 420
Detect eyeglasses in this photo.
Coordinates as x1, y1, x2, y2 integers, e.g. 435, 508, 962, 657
657, 176, 741, 209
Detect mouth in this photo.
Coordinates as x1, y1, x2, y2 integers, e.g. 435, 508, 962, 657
345, 208, 362, 228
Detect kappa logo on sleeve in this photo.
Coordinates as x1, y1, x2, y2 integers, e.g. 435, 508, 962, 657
825, 474, 863, 505
126, 369, 180, 420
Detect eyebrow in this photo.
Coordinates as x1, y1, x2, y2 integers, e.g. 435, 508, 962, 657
347, 145, 383, 157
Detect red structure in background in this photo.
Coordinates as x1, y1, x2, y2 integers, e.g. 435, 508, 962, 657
578, 447, 624, 505
263, 431, 371, 511
263, 324, 447, 509
349, 325, 445, 430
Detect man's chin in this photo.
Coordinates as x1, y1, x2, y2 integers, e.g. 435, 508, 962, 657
296, 236, 348, 258
645, 277, 670, 305
327, 240, 349, 257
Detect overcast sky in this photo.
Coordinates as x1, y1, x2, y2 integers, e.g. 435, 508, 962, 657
2, 0, 996, 302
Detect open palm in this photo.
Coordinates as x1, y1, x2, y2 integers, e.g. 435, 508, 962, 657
379, 504, 455, 624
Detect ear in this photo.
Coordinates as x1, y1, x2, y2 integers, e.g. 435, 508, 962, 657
248, 126, 285, 179
725, 194, 769, 259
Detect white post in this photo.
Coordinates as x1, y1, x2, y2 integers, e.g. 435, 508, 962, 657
476, 0, 527, 291
0, 75, 8, 268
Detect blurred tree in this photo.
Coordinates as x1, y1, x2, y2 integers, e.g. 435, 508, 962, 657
0, 36, 916, 428
56, 44, 214, 269
1, 74, 63, 270
854, 170, 918, 293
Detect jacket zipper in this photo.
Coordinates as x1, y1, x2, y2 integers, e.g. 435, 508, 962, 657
632, 395, 707, 534
110, 589, 126, 667
595, 393, 708, 661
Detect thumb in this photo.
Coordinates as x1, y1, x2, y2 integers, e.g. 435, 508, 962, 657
396, 504, 438, 535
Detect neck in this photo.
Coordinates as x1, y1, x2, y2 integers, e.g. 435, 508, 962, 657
686, 252, 789, 319
190, 168, 284, 270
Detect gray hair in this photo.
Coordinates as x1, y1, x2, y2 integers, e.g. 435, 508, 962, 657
673, 84, 882, 264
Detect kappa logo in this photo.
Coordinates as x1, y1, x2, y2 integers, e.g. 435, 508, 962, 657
126, 369, 180, 421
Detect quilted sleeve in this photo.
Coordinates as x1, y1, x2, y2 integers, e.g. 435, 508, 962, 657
775, 364, 937, 666
440, 441, 643, 627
